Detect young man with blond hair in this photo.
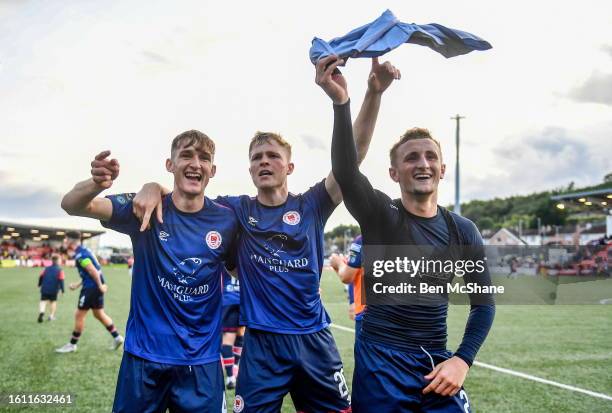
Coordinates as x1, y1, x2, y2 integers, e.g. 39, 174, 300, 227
62, 130, 238, 412
131, 58, 401, 412
319, 54, 495, 412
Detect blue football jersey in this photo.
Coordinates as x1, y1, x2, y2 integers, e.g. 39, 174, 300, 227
102, 193, 238, 365
217, 180, 336, 334
74, 245, 104, 289
222, 269, 240, 307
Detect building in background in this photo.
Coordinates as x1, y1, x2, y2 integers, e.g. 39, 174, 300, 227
0, 220, 104, 268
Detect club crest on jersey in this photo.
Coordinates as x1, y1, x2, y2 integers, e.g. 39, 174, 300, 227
282, 210, 300, 225
233, 395, 244, 412
205, 231, 222, 249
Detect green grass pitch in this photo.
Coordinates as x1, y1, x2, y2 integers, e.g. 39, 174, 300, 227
0, 266, 611, 412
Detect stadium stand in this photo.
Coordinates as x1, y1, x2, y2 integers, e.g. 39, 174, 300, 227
0, 221, 104, 268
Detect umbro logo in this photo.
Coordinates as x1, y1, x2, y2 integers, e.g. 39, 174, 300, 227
389, 204, 398, 210
248, 216, 258, 226
159, 231, 170, 242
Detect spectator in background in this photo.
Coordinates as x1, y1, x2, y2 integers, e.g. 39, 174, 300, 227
38, 255, 65, 322
330, 235, 365, 338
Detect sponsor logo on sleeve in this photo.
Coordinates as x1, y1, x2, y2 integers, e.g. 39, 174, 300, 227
115, 193, 134, 205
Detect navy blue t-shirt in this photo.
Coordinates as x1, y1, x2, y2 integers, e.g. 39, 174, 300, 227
102, 193, 238, 365
217, 180, 336, 334
361, 207, 486, 355
74, 245, 104, 289
40, 265, 64, 295
331, 101, 494, 366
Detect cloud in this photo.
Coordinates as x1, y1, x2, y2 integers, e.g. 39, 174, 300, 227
0, 174, 64, 218
300, 134, 327, 151
465, 126, 611, 200
0, 150, 23, 159
141, 50, 172, 65
601, 44, 612, 57
568, 71, 612, 105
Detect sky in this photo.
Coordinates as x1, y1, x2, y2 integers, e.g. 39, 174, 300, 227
1, 0, 611, 247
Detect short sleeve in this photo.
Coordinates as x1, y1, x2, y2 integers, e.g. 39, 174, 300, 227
100, 193, 140, 235
303, 180, 336, 225
347, 238, 363, 268
77, 257, 93, 268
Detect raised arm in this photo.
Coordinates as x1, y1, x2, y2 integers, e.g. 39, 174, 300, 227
315, 56, 383, 225
352, 57, 401, 164
320, 57, 400, 205
61, 151, 119, 221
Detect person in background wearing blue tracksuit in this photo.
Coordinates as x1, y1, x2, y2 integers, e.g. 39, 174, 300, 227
37, 255, 65, 322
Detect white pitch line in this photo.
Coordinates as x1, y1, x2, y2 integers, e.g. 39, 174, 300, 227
472, 361, 612, 402
329, 324, 612, 402
331, 324, 357, 333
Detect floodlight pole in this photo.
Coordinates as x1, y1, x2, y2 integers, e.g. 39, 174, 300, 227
537, 217, 542, 245
451, 114, 465, 215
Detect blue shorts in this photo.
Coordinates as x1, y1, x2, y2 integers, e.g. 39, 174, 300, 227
352, 338, 472, 413
41, 292, 58, 301
78, 287, 104, 310
234, 328, 351, 413
112, 352, 226, 413
222, 304, 240, 332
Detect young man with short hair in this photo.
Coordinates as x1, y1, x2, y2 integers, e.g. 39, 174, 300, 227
55, 231, 123, 353
132, 58, 401, 413
319, 54, 496, 412
62, 130, 238, 412
37, 255, 65, 322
